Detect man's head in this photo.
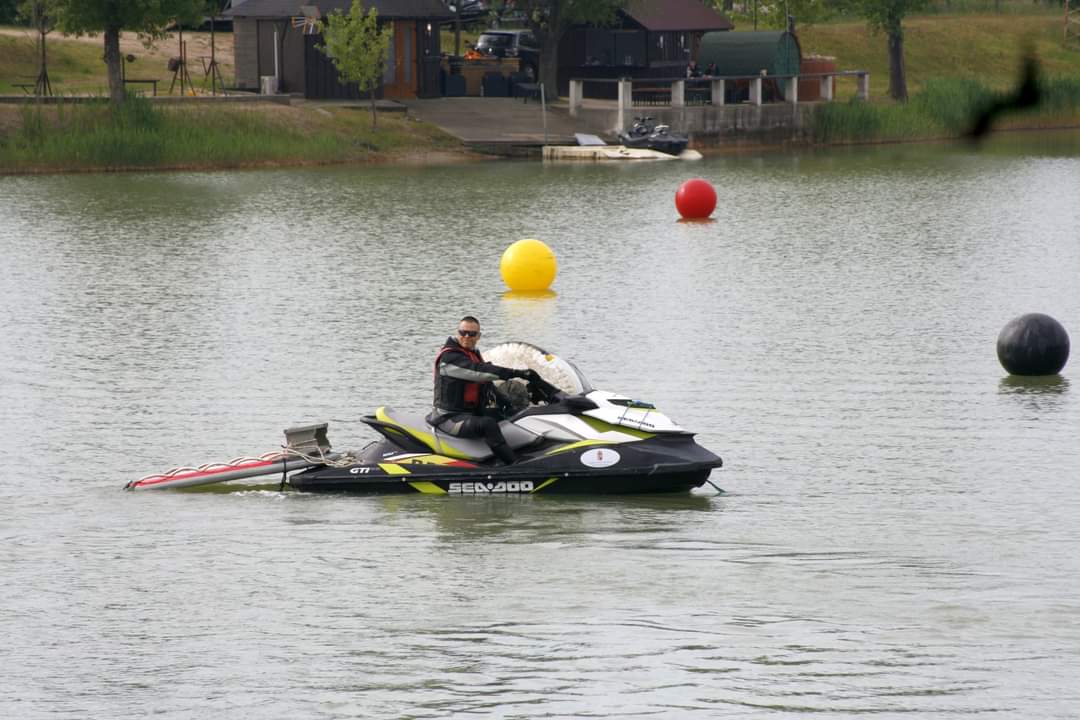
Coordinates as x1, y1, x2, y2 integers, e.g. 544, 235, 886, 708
457, 315, 481, 350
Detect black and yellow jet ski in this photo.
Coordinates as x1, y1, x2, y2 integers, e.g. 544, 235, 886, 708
128, 343, 722, 495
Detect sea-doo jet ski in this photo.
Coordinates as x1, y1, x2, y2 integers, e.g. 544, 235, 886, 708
618, 116, 689, 156
128, 343, 722, 495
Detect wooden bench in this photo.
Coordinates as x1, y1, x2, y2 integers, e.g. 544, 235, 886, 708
13, 80, 36, 95
123, 78, 158, 96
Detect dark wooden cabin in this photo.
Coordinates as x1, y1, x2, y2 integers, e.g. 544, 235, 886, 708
225, 0, 452, 99
557, 0, 733, 96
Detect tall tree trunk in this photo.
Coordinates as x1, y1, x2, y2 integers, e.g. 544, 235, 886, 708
104, 25, 124, 105
534, 1, 562, 100
37, 27, 46, 96
887, 28, 908, 102
539, 33, 559, 98
371, 95, 378, 129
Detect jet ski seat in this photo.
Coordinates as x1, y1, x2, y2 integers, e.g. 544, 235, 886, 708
373, 407, 541, 461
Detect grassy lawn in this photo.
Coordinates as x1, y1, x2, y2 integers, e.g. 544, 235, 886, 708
0, 31, 110, 95
788, 7, 1080, 143
0, 26, 236, 96
796, 10, 1079, 101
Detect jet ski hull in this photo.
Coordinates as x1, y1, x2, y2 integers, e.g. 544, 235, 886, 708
619, 135, 689, 156
289, 465, 716, 495
288, 436, 721, 495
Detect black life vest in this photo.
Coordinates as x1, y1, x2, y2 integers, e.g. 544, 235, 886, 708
433, 344, 486, 412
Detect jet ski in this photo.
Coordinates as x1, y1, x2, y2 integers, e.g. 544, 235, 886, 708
617, 116, 689, 156
127, 343, 722, 495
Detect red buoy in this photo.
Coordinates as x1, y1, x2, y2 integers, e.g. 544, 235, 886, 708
675, 178, 717, 220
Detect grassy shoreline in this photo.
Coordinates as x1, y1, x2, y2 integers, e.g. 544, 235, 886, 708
3, 9, 1080, 173
0, 98, 479, 175
810, 76, 1080, 144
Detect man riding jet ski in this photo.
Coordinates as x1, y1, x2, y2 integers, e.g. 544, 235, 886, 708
285, 341, 723, 495
426, 315, 540, 466
128, 333, 723, 495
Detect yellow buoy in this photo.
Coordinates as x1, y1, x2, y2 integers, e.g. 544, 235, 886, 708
500, 239, 557, 291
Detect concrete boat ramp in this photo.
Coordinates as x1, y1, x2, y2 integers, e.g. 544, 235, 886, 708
399, 97, 587, 156
399, 97, 701, 160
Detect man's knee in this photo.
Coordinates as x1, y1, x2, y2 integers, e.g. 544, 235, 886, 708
442, 415, 488, 439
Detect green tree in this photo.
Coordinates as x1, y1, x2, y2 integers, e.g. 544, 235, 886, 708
0, 0, 20, 24
51, 0, 204, 105
318, 1, 392, 128
492, 0, 625, 97
855, 0, 928, 101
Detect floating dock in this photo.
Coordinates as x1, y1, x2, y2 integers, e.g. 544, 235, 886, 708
542, 146, 702, 162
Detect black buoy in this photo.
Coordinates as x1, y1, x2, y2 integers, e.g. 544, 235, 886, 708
996, 313, 1071, 376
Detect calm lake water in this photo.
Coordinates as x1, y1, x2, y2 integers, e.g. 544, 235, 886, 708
2, 131, 1080, 718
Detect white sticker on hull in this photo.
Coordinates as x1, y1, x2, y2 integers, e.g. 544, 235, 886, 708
449, 481, 534, 494
580, 448, 620, 468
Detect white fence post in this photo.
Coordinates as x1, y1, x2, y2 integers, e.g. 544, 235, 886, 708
617, 78, 632, 133
711, 78, 725, 106
786, 76, 798, 104
857, 72, 870, 100
569, 78, 583, 117
820, 75, 833, 101
750, 76, 763, 106
671, 79, 685, 107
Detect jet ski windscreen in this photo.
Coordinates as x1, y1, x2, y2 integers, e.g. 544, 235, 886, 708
484, 342, 592, 395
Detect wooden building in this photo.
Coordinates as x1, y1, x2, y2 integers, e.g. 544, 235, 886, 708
224, 0, 452, 99
557, 0, 733, 96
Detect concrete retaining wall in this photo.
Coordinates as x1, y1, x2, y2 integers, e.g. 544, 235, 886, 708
569, 102, 819, 144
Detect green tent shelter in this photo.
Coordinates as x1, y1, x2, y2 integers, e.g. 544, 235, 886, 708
697, 30, 801, 77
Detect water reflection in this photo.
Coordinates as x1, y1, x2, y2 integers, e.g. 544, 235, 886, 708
501, 289, 557, 300
499, 289, 557, 338
998, 373, 1070, 395
997, 373, 1071, 414
366, 492, 721, 542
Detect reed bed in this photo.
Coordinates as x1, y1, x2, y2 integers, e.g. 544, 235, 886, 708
811, 77, 1080, 144
0, 95, 455, 172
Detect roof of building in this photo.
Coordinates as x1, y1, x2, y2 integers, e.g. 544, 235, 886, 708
623, 0, 733, 32
225, 0, 453, 20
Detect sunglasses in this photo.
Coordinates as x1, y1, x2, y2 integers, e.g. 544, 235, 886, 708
458, 330, 480, 337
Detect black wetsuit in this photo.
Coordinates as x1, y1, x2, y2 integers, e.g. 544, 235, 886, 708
427, 336, 521, 462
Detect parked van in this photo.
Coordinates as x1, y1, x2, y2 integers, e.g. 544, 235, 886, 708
475, 29, 539, 81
